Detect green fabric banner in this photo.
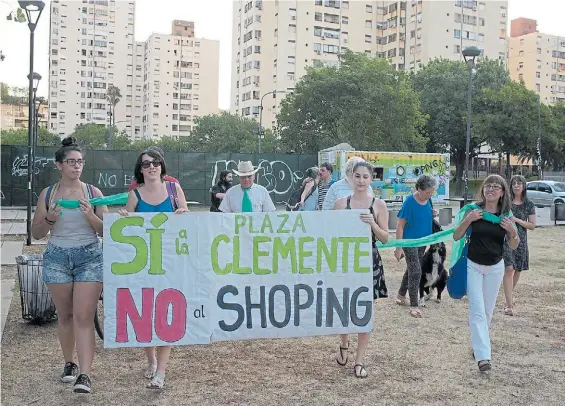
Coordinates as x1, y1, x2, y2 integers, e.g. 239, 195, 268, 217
56, 192, 129, 209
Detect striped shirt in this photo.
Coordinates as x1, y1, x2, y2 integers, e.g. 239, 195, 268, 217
317, 182, 331, 210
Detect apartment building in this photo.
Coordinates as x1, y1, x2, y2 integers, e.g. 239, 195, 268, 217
231, 0, 508, 129
0, 103, 48, 131
508, 18, 565, 104
48, 0, 137, 138
139, 20, 220, 138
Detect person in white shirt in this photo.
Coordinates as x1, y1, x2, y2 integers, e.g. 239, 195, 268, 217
322, 156, 374, 210
219, 161, 276, 213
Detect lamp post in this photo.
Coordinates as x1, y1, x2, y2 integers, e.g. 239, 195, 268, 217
258, 90, 290, 153
462, 46, 481, 205
537, 95, 543, 180
106, 107, 114, 148
28, 73, 41, 225
20, 0, 45, 246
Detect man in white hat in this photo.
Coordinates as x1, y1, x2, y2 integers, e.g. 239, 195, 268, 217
219, 161, 276, 213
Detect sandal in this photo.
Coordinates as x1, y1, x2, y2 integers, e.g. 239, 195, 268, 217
336, 344, 349, 366
478, 360, 492, 372
146, 373, 165, 389
395, 295, 407, 306
144, 363, 157, 379
354, 364, 368, 378
504, 306, 515, 316
409, 307, 422, 318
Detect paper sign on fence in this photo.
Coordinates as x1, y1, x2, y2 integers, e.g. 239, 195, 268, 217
103, 211, 374, 348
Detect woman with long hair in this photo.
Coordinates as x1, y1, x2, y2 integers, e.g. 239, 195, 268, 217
118, 149, 188, 389
394, 175, 438, 318
453, 175, 519, 372
333, 161, 389, 378
32, 137, 107, 394
502, 175, 536, 316
298, 167, 319, 211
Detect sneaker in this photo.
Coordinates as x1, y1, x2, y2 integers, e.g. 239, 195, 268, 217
61, 362, 78, 383
73, 374, 92, 393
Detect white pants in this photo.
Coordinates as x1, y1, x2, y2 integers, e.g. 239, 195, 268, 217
467, 259, 504, 362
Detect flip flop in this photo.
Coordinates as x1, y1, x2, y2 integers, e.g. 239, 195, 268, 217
504, 306, 515, 316
395, 295, 407, 306
409, 308, 422, 318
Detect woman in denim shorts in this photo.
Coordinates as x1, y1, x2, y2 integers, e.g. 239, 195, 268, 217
32, 137, 107, 394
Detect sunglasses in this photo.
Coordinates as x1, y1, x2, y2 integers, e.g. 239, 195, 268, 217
63, 159, 86, 166
141, 160, 162, 169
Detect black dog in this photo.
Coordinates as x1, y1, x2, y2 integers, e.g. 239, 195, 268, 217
419, 242, 448, 307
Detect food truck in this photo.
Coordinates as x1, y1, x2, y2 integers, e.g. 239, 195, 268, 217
318, 149, 450, 203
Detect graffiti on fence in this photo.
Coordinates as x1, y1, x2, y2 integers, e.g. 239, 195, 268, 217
211, 159, 305, 201
11, 155, 56, 177
97, 172, 134, 189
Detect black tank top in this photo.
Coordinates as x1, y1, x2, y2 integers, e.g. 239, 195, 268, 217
346, 196, 377, 246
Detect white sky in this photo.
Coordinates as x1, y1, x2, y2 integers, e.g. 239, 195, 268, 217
0, 0, 564, 110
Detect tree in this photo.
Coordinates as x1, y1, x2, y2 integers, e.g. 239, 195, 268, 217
1, 82, 27, 104
413, 58, 509, 194
473, 81, 539, 179
275, 51, 427, 154
189, 112, 276, 153
1, 128, 60, 146
106, 85, 122, 128
69, 123, 108, 149
519, 102, 565, 171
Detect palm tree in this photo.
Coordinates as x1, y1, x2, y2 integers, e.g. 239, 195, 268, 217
105, 85, 121, 147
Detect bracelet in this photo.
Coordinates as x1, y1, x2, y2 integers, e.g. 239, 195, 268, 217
44, 217, 55, 225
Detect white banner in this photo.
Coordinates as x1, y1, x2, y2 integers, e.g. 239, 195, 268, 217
103, 211, 374, 348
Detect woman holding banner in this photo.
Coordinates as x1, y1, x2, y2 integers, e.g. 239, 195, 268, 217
118, 149, 188, 389
32, 137, 107, 394
333, 161, 389, 378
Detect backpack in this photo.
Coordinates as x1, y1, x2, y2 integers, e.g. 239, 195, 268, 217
286, 180, 315, 212
165, 181, 179, 210
45, 182, 95, 210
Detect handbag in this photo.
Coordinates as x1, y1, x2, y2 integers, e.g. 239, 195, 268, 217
447, 227, 472, 299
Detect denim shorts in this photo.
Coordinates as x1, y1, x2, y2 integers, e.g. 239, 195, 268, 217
43, 242, 103, 284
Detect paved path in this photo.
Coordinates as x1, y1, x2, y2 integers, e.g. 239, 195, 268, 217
1, 241, 24, 265
1, 279, 15, 341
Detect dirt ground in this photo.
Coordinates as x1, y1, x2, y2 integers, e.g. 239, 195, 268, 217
1, 227, 564, 406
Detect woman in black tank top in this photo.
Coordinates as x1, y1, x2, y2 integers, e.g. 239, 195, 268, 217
333, 162, 390, 379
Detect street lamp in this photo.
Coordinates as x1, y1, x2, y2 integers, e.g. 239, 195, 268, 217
258, 90, 290, 153
20, 0, 45, 246
106, 107, 114, 148
28, 72, 41, 223
462, 45, 481, 205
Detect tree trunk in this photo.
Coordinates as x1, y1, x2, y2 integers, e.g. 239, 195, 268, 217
505, 151, 511, 181
454, 151, 465, 196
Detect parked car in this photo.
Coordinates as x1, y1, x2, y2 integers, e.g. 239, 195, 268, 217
526, 181, 565, 207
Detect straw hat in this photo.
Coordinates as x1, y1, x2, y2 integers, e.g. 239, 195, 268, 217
233, 161, 259, 177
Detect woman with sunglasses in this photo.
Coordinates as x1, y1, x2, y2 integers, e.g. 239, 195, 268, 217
502, 175, 536, 316
32, 137, 107, 394
453, 175, 519, 372
119, 149, 188, 389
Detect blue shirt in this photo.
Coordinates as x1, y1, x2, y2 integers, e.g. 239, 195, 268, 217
397, 194, 432, 239
134, 189, 174, 213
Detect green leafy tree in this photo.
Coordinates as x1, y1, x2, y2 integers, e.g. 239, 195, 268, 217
413, 58, 509, 195
276, 51, 427, 154
69, 123, 107, 149
189, 112, 274, 153
473, 81, 539, 178
1, 128, 60, 146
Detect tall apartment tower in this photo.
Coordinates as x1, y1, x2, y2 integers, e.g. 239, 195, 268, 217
48, 0, 137, 138
139, 20, 220, 138
508, 18, 565, 104
230, 0, 508, 129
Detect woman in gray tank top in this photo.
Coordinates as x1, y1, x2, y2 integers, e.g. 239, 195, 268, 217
32, 137, 107, 394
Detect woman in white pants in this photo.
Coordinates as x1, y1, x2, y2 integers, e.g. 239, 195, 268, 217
453, 175, 519, 372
